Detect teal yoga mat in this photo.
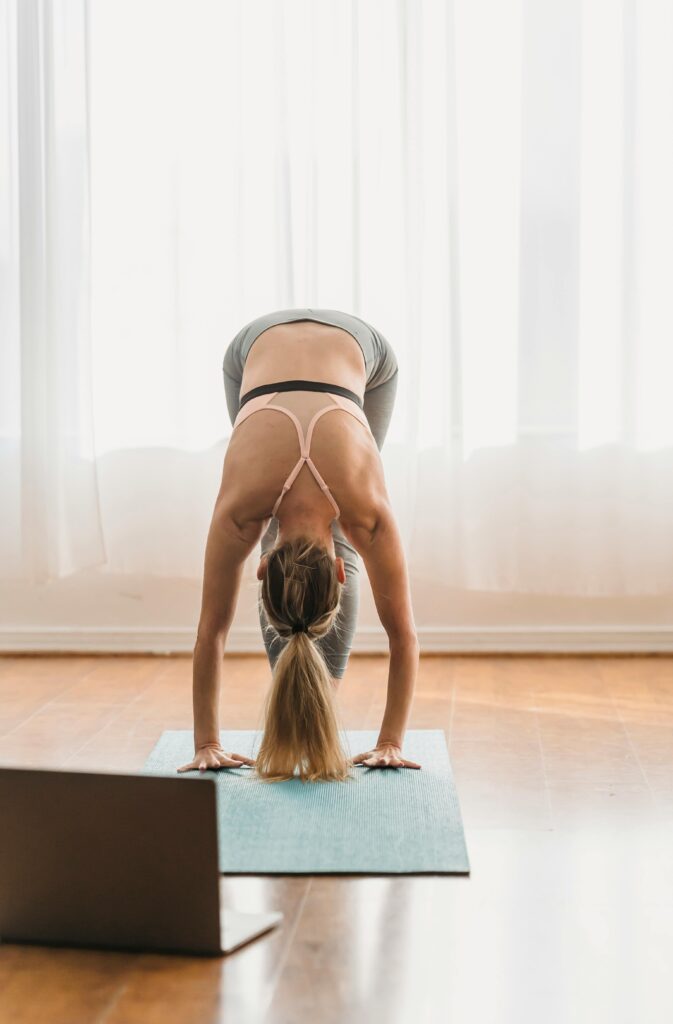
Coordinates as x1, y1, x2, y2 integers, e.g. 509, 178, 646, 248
142, 729, 470, 874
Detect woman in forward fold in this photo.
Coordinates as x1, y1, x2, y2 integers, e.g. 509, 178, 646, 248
177, 309, 421, 781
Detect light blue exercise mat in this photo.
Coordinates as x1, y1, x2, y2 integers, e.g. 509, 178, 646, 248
141, 729, 470, 874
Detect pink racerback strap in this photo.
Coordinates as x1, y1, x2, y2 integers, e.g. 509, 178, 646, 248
232, 391, 372, 520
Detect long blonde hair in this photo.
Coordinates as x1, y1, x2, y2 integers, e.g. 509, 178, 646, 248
256, 534, 352, 782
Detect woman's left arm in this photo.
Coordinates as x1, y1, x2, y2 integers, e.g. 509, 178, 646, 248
345, 502, 421, 768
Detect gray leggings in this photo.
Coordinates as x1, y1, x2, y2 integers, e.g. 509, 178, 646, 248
222, 308, 399, 679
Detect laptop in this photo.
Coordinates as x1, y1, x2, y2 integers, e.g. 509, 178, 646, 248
0, 766, 283, 956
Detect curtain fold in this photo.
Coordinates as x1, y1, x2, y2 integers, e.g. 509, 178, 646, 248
0, 0, 106, 582
2, 0, 673, 596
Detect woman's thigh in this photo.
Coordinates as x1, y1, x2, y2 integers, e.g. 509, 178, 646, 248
258, 517, 360, 681
222, 354, 242, 426
363, 367, 399, 450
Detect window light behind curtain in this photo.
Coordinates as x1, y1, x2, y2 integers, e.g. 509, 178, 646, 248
2, 0, 673, 594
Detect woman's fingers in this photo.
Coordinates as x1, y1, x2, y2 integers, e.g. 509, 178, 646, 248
351, 749, 422, 769
352, 752, 380, 766
176, 751, 252, 772
352, 750, 383, 766
229, 752, 256, 766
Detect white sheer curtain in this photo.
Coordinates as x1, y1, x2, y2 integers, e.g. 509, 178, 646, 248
0, 0, 106, 583
2, 0, 673, 595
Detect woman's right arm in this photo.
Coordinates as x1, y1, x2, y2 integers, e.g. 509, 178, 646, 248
177, 499, 264, 773
343, 500, 421, 769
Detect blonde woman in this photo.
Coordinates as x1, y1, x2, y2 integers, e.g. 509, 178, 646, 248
177, 309, 421, 781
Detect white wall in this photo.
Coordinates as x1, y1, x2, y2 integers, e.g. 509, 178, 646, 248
1, 569, 671, 653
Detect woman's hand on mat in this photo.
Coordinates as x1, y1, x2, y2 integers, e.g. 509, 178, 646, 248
351, 742, 421, 770
177, 743, 256, 773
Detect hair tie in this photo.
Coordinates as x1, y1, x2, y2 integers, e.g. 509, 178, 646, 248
291, 620, 308, 634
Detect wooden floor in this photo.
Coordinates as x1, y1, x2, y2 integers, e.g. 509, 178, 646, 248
1, 653, 672, 1024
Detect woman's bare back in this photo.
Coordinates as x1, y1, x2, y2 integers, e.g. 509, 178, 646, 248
220, 321, 386, 535
240, 320, 367, 398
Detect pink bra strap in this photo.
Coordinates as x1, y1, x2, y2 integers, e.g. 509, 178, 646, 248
232, 392, 279, 430
326, 392, 372, 434
270, 403, 344, 519
232, 391, 373, 521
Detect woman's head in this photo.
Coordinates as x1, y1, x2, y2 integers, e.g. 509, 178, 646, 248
255, 534, 351, 782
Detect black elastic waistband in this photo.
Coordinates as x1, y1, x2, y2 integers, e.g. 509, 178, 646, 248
238, 379, 364, 411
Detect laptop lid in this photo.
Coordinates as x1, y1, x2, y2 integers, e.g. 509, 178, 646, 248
0, 767, 223, 955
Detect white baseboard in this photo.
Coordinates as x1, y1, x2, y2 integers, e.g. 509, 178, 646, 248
0, 625, 671, 654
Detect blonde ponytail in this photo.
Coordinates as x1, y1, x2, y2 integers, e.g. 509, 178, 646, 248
255, 535, 351, 782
